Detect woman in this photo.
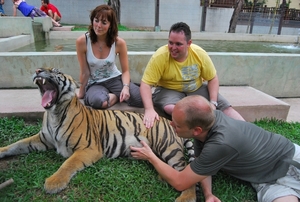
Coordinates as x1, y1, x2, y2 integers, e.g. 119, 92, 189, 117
76, 5, 143, 109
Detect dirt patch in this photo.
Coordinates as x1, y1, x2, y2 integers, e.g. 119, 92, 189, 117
0, 156, 19, 171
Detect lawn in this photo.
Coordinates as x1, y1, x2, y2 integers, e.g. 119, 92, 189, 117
0, 117, 299, 201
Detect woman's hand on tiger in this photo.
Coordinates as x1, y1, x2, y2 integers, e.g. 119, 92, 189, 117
76, 91, 85, 99
143, 109, 160, 128
120, 87, 130, 102
130, 141, 156, 161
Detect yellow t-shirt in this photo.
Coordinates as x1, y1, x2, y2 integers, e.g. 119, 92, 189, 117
142, 44, 216, 93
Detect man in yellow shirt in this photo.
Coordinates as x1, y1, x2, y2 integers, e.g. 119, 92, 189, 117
140, 22, 244, 128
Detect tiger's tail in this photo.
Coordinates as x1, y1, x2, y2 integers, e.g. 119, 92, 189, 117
184, 138, 203, 201
184, 138, 195, 163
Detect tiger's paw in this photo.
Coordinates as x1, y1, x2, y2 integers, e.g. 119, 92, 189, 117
175, 185, 197, 202
0, 147, 9, 158
175, 195, 197, 202
44, 175, 69, 194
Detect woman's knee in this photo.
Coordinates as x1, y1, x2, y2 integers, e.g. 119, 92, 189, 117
84, 92, 109, 109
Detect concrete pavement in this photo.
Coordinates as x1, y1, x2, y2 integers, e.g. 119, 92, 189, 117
0, 28, 299, 123
279, 98, 300, 123
0, 87, 298, 123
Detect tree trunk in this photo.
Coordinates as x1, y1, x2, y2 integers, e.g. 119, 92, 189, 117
108, 0, 121, 24
228, 0, 244, 33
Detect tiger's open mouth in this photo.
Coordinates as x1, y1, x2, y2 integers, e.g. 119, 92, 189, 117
33, 76, 58, 109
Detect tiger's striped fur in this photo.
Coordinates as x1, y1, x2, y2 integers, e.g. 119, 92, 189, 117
0, 67, 196, 201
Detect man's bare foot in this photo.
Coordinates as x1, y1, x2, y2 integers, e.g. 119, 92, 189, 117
53, 22, 62, 27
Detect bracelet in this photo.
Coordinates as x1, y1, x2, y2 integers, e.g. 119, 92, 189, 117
123, 83, 129, 88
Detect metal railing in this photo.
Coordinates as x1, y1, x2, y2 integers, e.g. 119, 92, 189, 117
201, 0, 300, 22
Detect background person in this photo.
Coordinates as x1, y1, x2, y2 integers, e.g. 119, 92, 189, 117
40, 0, 61, 26
140, 22, 244, 128
12, 0, 60, 27
131, 95, 300, 202
76, 5, 143, 109
0, 0, 5, 15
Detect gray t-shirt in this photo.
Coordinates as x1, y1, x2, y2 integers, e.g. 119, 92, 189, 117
190, 110, 295, 183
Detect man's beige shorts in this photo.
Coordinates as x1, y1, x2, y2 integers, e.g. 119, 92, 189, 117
252, 144, 300, 202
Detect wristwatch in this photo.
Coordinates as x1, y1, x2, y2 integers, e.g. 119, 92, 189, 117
210, 100, 218, 107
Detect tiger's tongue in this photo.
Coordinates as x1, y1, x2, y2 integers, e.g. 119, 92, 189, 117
42, 90, 55, 107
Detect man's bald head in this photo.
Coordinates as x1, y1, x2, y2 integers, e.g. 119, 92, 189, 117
174, 95, 215, 130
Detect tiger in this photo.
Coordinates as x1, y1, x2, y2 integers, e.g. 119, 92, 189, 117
0, 67, 196, 202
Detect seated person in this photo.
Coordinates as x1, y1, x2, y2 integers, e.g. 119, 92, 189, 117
76, 5, 143, 109
140, 22, 244, 128
40, 0, 61, 26
12, 0, 60, 27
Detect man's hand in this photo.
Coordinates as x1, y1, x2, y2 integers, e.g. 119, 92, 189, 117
143, 109, 160, 128
130, 140, 156, 161
205, 194, 221, 202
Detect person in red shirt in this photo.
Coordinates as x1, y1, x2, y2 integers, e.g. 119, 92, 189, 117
40, 0, 61, 26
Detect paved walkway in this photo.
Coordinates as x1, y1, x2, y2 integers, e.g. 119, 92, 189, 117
279, 98, 300, 123
0, 88, 299, 123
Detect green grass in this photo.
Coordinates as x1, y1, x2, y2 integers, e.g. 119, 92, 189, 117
0, 117, 299, 201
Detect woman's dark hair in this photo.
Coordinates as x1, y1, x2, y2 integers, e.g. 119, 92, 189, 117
88, 5, 118, 47
169, 22, 191, 42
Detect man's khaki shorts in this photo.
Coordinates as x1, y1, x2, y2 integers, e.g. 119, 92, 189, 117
252, 144, 300, 202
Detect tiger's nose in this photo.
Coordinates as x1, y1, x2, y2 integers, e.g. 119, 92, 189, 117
35, 69, 43, 74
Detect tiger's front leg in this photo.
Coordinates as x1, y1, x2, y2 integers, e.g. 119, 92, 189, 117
0, 133, 49, 158
44, 149, 103, 194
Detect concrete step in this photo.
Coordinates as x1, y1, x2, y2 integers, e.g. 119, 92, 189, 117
50, 26, 75, 31
0, 86, 290, 122
219, 86, 290, 122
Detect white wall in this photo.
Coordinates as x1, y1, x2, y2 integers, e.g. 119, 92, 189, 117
1, 0, 299, 35
120, 0, 156, 29
158, 0, 202, 31
120, 0, 202, 31
206, 7, 234, 32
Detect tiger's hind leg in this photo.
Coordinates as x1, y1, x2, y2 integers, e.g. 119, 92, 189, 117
184, 139, 203, 202
184, 138, 195, 163
160, 138, 196, 202
44, 149, 103, 194
174, 139, 197, 202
